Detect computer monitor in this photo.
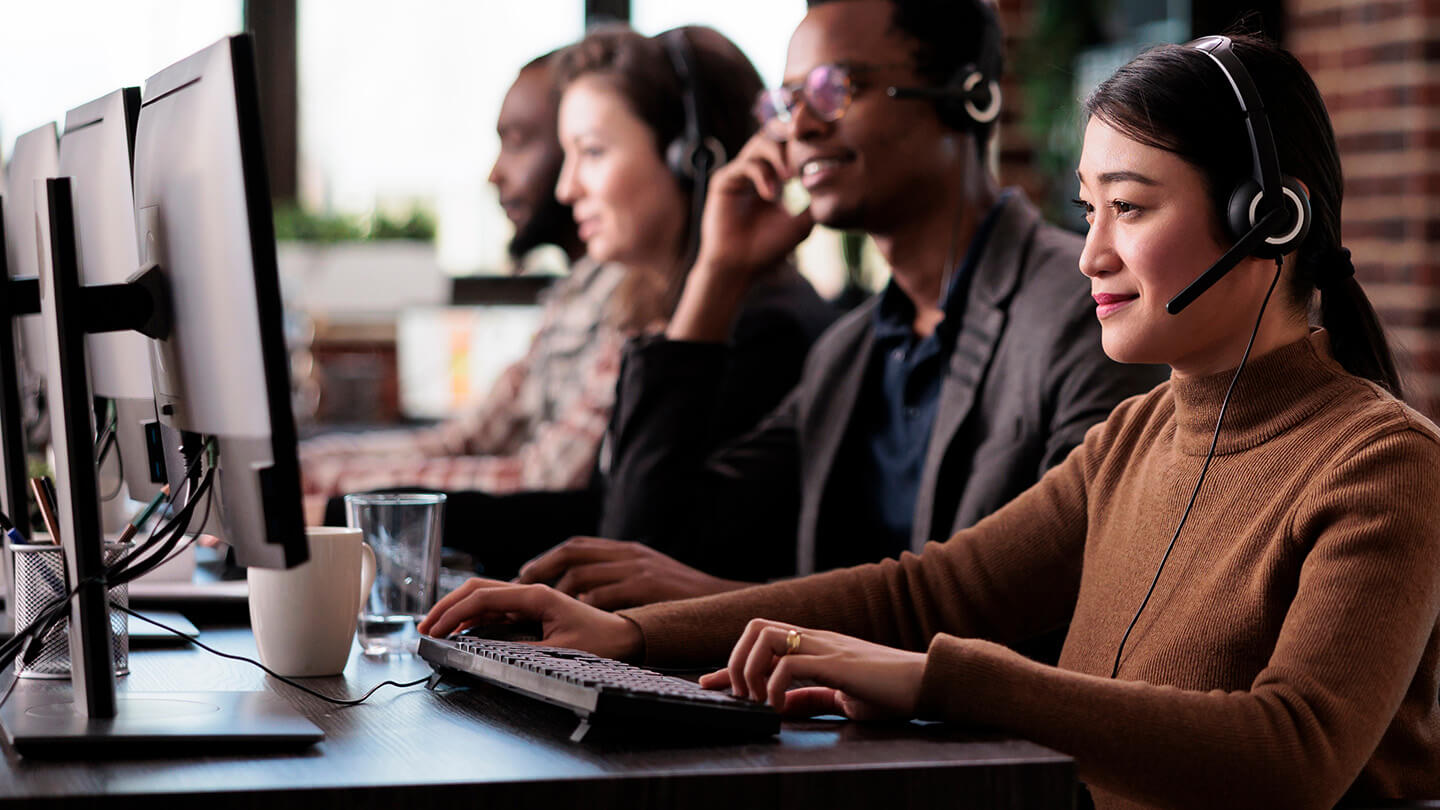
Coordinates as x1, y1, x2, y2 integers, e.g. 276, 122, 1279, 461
3, 124, 56, 438
58, 88, 168, 501
0, 35, 320, 753
0, 126, 56, 634
0, 198, 33, 637
134, 36, 306, 571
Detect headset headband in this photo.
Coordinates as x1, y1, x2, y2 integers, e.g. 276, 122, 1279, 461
662, 31, 713, 178
1188, 35, 1283, 220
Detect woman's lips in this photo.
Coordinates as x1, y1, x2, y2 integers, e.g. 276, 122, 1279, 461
1093, 292, 1139, 318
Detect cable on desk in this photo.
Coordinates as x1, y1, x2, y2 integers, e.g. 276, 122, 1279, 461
116, 605, 430, 706
0, 435, 424, 710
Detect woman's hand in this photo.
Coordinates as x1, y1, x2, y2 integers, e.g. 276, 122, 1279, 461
698, 619, 927, 721
418, 579, 644, 662
516, 536, 752, 609
668, 133, 815, 343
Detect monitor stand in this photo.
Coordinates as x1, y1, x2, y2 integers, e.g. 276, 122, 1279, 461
0, 178, 322, 757
0, 690, 323, 756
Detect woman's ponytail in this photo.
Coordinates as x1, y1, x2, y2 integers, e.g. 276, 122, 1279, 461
1313, 246, 1405, 398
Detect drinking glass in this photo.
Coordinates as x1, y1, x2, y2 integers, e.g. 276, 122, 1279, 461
344, 492, 445, 655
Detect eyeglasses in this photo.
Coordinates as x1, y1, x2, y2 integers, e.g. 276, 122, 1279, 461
753, 62, 910, 140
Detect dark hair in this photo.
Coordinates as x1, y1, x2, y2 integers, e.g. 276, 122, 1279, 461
521, 47, 562, 73
1084, 33, 1404, 399
806, 0, 1004, 152
554, 25, 764, 331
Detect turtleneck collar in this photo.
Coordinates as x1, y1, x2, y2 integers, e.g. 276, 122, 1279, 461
1169, 330, 1357, 456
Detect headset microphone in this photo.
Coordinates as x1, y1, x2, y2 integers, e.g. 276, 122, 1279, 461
1165, 205, 1286, 314
886, 86, 951, 100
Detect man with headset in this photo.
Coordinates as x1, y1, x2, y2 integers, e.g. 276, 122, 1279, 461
519, 0, 1167, 615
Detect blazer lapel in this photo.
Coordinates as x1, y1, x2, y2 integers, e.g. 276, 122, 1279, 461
911, 193, 1039, 549
796, 307, 876, 575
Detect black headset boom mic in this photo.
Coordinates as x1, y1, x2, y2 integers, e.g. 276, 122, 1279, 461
1165, 205, 1287, 314
883, 4, 1005, 131
885, 66, 1002, 129
1165, 36, 1311, 315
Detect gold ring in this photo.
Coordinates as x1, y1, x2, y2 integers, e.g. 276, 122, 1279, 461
785, 629, 802, 656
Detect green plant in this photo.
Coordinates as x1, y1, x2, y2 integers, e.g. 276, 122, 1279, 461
273, 203, 437, 243
1013, 0, 1113, 224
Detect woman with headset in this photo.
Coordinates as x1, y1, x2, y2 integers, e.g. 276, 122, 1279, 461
553, 24, 835, 445
423, 33, 1440, 807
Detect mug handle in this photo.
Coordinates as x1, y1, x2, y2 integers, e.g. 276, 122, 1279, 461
358, 541, 377, 615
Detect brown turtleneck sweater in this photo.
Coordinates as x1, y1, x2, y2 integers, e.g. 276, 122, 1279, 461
619, 332, 1440, 809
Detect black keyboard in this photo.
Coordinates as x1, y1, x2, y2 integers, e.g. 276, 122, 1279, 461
418, 635, 779, 742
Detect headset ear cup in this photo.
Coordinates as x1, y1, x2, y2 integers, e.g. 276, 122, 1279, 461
665, 137, 696, 188
961, 73, 1002, 125
1227, 179, 1264, 243
666, 136, 727, 187
1274, 176, 1312, 254
1228, 177, 1312, 258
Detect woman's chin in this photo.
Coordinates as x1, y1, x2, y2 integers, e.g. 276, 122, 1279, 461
584, 240, 614, 264
1100, 333, 1163, 368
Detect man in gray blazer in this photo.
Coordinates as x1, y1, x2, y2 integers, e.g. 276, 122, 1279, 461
515, 0, 1166, 609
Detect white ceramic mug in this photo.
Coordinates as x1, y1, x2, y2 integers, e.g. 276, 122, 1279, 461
248, 526, 376, 677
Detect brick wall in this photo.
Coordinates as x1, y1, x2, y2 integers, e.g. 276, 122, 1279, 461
1289, 0, 1440, 416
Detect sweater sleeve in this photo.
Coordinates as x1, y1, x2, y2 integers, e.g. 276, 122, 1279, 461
616, 420, 1095, 667
915, 425, 1440, 810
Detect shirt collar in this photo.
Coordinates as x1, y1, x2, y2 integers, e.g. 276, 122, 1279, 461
872, 190, 1012, 340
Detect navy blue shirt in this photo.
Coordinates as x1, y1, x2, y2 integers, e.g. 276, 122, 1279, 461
836, 195, 1009, 562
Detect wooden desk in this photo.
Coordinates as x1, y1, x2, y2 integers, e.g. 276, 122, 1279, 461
0, 628, 1075, 809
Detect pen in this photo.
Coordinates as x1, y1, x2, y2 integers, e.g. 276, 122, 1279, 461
40, 477, 58, 521
29, 478, 61, 545
0, 511, 26, 546
115, 485, 171, 546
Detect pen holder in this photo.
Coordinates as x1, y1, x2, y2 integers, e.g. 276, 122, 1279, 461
11, 542, 130, 679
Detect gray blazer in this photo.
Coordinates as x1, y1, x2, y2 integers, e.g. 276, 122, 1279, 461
599, 191, 1168, 580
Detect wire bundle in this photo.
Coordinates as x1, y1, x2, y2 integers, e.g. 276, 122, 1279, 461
0, 436, 215, 677
0, 436, 429, 709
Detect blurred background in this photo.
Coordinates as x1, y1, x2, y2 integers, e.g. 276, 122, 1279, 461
3, 0, 1431, 427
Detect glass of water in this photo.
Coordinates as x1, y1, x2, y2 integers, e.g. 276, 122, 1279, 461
344, 492, 446, 655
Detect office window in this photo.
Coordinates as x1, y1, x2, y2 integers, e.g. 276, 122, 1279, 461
0, 2, 242, 154
297, 0, 585, 276
630, 0, 803, 87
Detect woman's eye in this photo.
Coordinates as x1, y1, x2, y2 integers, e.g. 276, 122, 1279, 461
1111, 200, 1139, 216
1070, 197, 1094, 220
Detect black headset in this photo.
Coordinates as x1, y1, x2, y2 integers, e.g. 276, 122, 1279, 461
884, 8, 1003, 132
660, 30, 726, 188
660, 29, 725, 258
1165, 35, 1312, 314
